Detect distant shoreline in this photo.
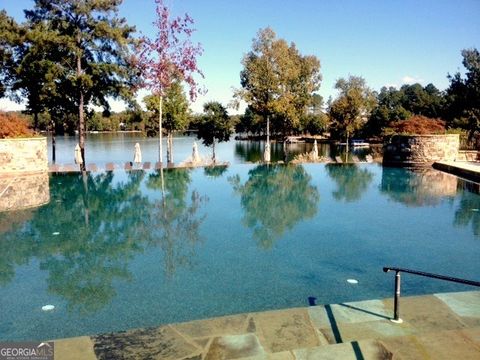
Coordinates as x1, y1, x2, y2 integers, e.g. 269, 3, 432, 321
87, 130, 142, 134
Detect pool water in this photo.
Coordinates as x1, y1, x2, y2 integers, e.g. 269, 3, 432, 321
0, 164, 479, 340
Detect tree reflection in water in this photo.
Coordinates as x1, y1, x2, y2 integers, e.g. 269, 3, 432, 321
1, 171, 150, 313
326, 164, 374, 202
234, 142, 285, 163
230, 164, 319, 249
204, 165, 228, 178
0, 168, 207, 314
380, 167, 480, 237
146, 168, 207, 277
380, 167, 457, 207
454, 181, 480, 237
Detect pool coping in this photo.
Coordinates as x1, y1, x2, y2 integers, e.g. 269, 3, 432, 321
46, 158, 382, 173
50, 290, 480, 359
434, 160, 480, 183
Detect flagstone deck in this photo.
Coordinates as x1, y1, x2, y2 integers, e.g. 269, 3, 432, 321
53, 291, 480, 359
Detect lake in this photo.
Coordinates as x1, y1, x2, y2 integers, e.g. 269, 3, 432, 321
46, 132, 375, 165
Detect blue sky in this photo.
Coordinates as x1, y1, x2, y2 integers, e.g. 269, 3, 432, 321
1, 0, 479, 113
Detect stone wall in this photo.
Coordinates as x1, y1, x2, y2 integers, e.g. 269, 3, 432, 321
0, 137, 48, 174
456, 150, 480, 162
383, 134, 459, 166
0, 172, 50, 211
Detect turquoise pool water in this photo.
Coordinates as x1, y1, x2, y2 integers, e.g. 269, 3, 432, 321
0, 164, 479, 340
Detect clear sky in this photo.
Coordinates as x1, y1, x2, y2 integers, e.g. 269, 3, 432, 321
1, 0, 479, 114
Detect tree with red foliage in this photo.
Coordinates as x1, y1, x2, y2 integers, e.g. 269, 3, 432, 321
0, 112, 34, 139
389, 115, 446, 135
139, 0, 203, 164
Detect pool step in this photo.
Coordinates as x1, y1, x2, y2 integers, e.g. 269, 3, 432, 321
52, 290, 480, 359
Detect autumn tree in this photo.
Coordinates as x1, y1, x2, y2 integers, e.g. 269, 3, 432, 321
143, 81, 190, 163
0, 112, 33, 138
139, 0, 203, 165
195, 101, 232, 163
236, 28, 321, 160
24, 0, 139, 170
329, 75, 377, 145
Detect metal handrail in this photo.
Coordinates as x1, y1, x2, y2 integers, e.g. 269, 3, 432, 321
383, 266, 480, 323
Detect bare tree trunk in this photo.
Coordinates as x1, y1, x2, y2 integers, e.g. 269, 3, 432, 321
212, 140, 216, 163
34, 112, 38, 132
82, 171, 89, 226
160, 166, 166, 207
79, 91, 85, 170
170, 134, 174, 163
283, 119, 289, 162
51, 120, 56, 163
77, 49, 86, 172
167, 132, 174, 164
345, 129, 349, 162
159, 95, 163, 164
264, 114, 271, 162
266, 115, 270, 144
283, 138, 288, 162
166, 131, 171, 164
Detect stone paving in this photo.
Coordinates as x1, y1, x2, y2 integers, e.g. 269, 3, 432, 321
52, 291, 480, 359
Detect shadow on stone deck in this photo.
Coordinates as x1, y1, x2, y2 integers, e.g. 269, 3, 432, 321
54, 291, 480, 359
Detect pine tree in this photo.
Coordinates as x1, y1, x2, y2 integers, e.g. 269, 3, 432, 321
25, 0, 139, 170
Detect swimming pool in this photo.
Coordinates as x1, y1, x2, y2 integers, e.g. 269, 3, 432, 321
0, 164, 479, 340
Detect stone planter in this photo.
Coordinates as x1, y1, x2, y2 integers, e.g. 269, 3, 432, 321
383, 134, 459, 167
0, 137, 48, 174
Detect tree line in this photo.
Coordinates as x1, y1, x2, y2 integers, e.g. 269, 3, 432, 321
1, 1, 479, 165
235, 30, 479, 145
